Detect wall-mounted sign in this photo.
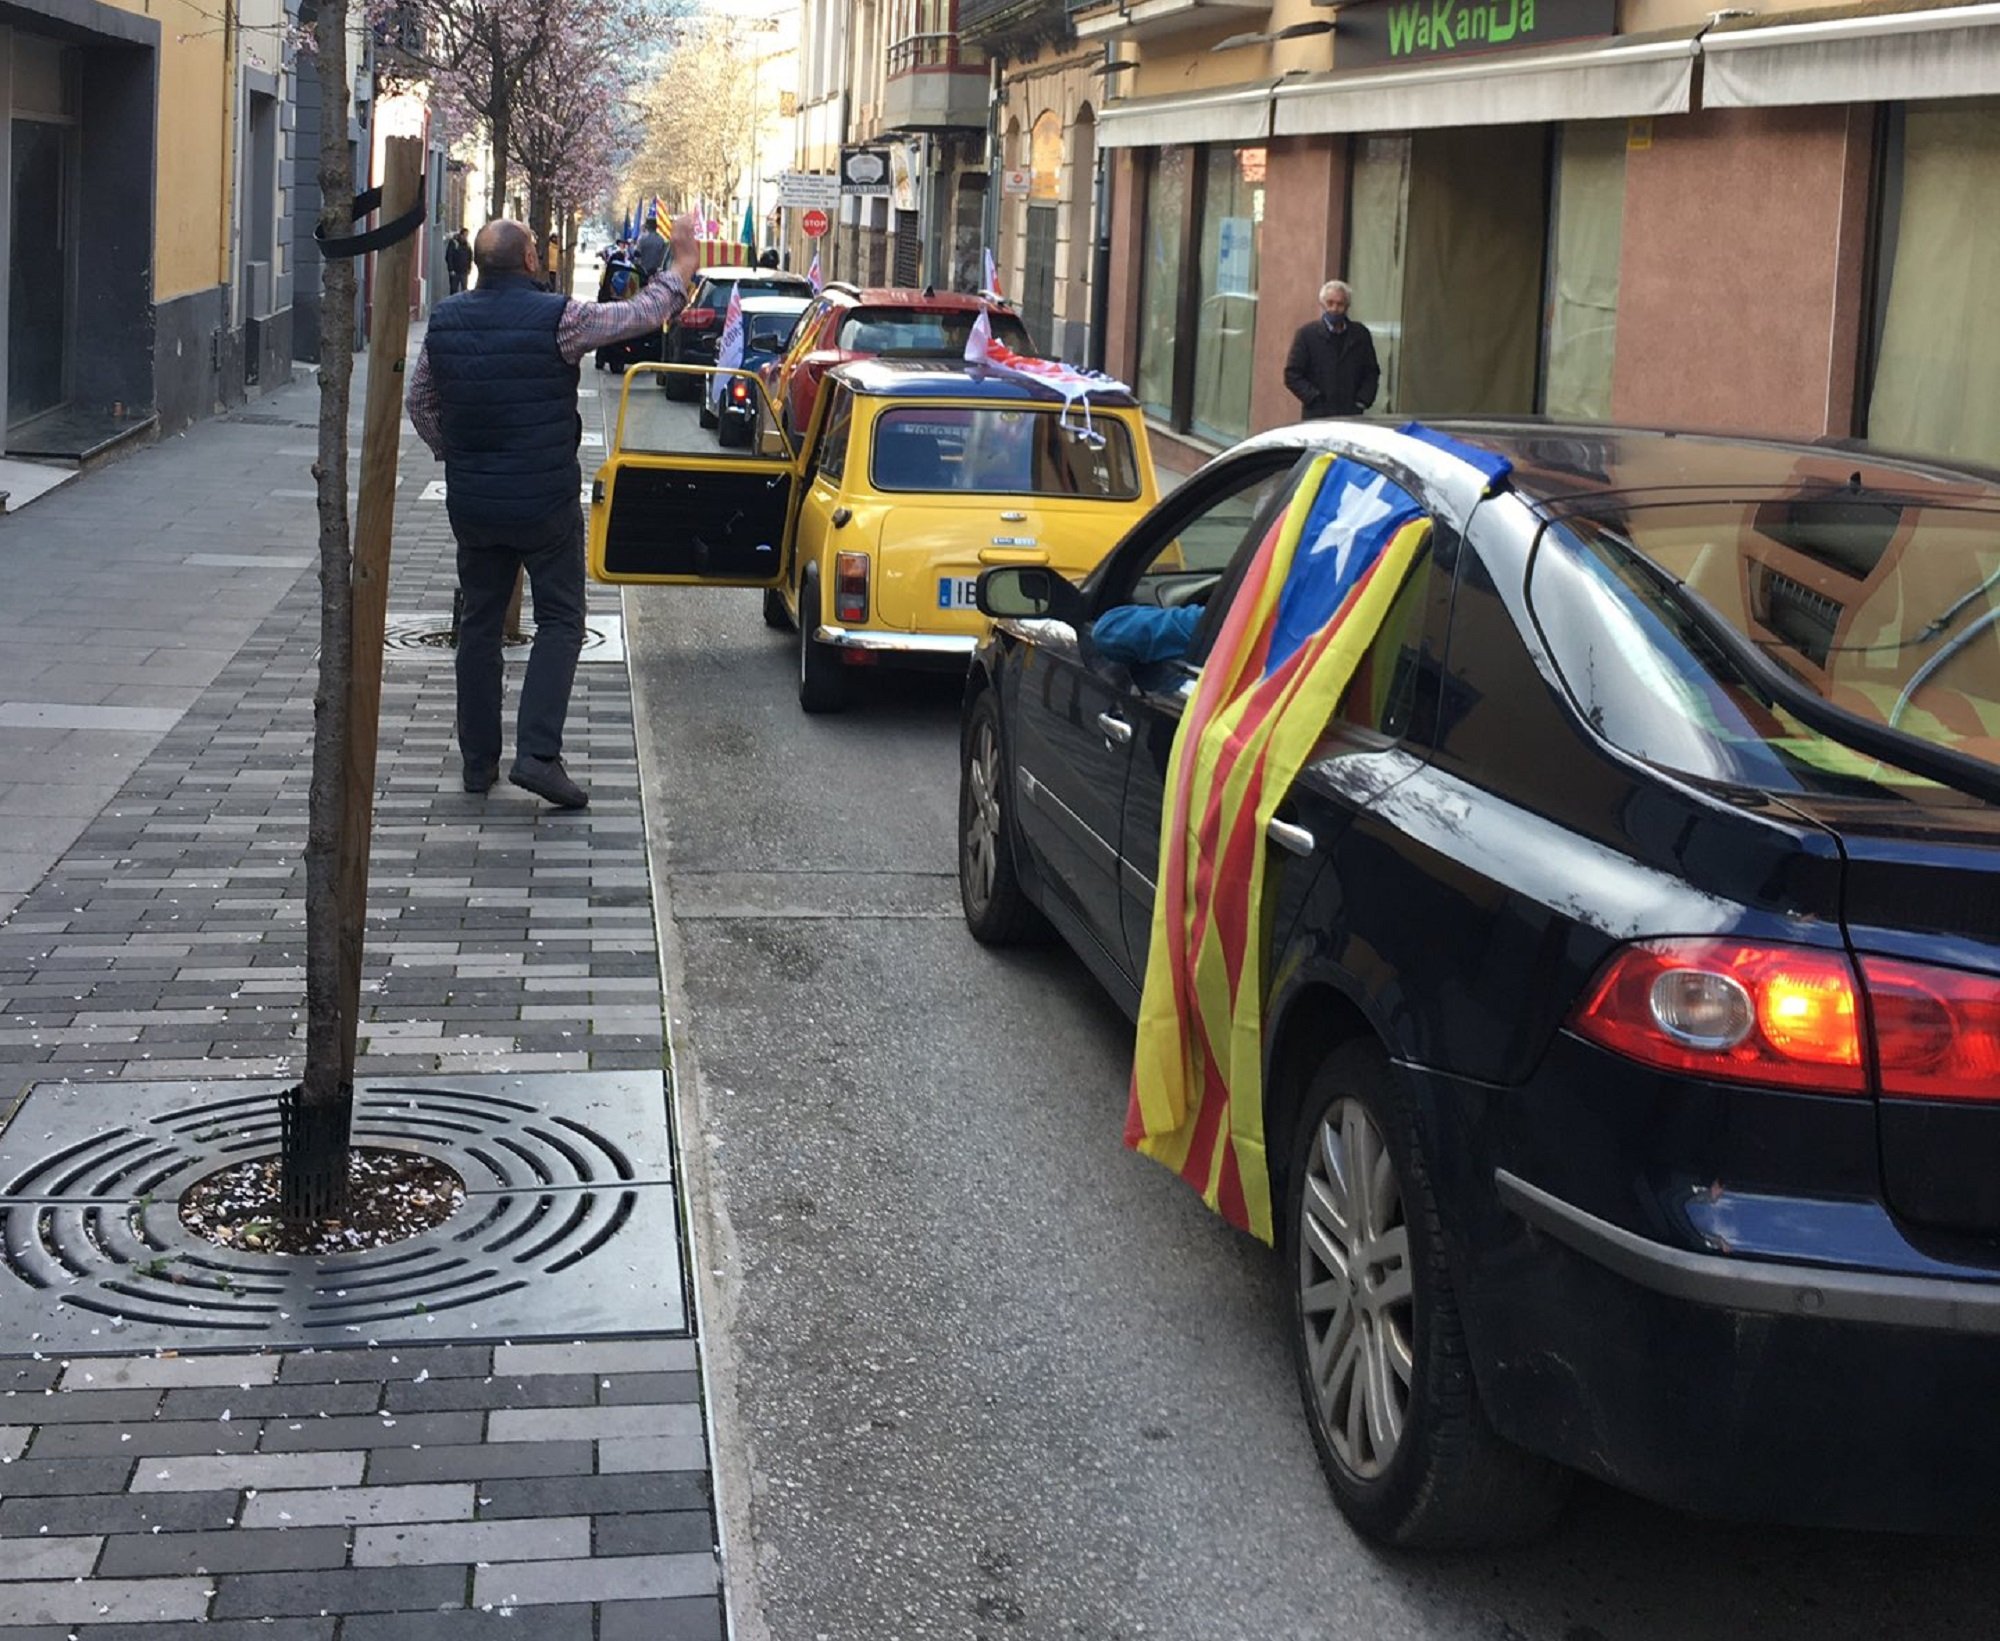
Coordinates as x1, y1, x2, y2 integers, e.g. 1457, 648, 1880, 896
889, 141, 922, 213
778, 171, 842, 210
1338, 0, 1614, 69
1002, 167, 1031, 196
840, 145, 893, 196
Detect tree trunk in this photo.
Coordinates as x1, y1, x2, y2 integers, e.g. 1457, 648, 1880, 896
290, 0, 359, 1224
488, 100, 510, 220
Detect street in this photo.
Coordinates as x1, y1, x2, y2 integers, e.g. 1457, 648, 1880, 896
606, 381, 2000, 1641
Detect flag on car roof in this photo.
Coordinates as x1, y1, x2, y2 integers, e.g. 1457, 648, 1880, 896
711, 283, 745, 411
983, 246, 1001, 298
1125, 453, 1433, 1242
807, 250, 823, 293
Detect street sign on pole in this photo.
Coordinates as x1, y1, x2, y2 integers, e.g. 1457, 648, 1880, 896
802, 208, 830, 239
778, 171, 842, 211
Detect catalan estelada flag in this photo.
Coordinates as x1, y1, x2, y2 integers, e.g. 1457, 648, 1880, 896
1125, 453, 1432, 1243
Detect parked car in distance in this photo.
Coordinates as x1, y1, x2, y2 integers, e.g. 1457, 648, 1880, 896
764, 285, 1034, 444
958, 418, 2000, 1546
662, 266, 812, 400
709, 293, 813, 446
588, 359, 1158, 713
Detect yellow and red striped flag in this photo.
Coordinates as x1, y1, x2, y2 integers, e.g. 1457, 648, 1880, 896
1126, 453, 1432, 1243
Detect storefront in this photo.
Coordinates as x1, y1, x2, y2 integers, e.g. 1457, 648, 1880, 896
1094, 0, 2000, 471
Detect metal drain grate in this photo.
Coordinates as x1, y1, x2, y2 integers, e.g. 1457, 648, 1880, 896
0, 1075, 685, 1351
379, 613, 626, 664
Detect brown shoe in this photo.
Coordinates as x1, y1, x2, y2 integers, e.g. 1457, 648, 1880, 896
509, 755, 588, 809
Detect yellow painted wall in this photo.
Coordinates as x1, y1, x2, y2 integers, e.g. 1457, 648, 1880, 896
102, 0, 231, 300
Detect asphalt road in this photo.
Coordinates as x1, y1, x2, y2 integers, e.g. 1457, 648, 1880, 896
601, 377, 2000, 1641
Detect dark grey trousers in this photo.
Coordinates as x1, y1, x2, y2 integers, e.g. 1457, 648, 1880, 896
454, 503, 586, 772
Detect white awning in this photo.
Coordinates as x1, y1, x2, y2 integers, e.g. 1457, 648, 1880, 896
1270, 35, 1696, 137
1704, 3, 2000, 107
1097, 83, 1275, 149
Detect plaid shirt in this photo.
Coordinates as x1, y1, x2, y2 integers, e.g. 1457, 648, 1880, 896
406, 268, 689, 457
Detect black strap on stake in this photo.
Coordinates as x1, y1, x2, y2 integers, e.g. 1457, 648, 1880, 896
317, 183, 427, 259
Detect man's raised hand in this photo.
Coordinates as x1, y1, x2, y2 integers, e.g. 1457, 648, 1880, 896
670, 213, 700, 284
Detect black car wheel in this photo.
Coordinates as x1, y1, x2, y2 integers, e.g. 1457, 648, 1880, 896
664, 348, 700, 401
796, 571, 849, 714
762, 587, 793, 631
1287, 1041, 1570, 1548
697, 395, 718, 430
959, 690, 1047, 945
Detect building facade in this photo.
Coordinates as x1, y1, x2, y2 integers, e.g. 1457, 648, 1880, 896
1077, 0, 2000, 472
0, 0, 376, 454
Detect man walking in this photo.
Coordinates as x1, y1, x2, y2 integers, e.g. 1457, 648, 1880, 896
1284, 280, 1381, 420
406, 214, 698, 809
443, 228, 472, 295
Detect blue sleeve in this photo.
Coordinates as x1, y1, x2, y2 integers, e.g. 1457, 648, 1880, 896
1091, 604, 1203, 665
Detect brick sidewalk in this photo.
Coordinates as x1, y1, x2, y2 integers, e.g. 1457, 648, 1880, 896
0, 359, 724, 1636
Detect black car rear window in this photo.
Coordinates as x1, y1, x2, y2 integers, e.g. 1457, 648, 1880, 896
1528, 499, 2000, 800
838, 309, 1033, 355
696, 277, 807, 307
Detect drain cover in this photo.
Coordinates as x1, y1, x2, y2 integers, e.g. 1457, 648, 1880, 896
0, 1075, 685, 1351
379, 612, 626, 664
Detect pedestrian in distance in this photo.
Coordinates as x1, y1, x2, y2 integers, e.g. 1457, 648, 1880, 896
634, 215, 669, 280
1284, 280, 1381, 420
444, 228, 472, 295
405, 214, 700, 810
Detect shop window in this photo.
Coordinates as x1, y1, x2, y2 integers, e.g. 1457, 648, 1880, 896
1135, 147, 1185, 422
1134, 145, 1264, 439
1346, 136, 1412, 414
1865, 98, 2000, 465
1541, 121, 1626, 421
1191, 146, 1265, 444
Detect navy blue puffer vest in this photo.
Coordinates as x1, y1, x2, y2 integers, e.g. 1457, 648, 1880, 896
425, 272, 579, 532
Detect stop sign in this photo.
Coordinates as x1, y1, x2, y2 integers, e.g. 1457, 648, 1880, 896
802, 208, 830, 239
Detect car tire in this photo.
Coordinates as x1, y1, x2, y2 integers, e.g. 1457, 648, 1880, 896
1286, 1041, 1571, 1549
762, 587, 794, 631
958, 689, 1048, 945
698, 397, 718, 430
796, 571, 849, 714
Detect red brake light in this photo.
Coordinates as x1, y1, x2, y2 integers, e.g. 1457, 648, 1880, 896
834, 551, 869, 624
683, 307, 716, 328
730, 380, 750, 401
1861, 956, 2000, 1100
1571, 939, 1866, 1093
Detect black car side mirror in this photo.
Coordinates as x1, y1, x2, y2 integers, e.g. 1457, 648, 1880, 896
977, 566, 1085, 625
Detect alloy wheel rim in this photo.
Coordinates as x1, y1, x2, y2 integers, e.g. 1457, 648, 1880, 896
963, 720, 1002, 911
1297, 1097, 1415, 1481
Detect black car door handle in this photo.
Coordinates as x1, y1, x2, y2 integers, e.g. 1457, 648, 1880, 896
1096, 713, 1133, 746
1266, 817, 1317, 857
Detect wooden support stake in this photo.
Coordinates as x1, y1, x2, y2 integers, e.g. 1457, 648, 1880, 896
335, 134, 424, 1087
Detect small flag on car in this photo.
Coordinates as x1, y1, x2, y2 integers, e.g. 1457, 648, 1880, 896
712, 284, 745, 411
807, 251, 823, 293
983, 246, 1001, 298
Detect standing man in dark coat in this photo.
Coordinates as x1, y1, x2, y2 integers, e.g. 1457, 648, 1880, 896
1283, 280, 1381, 420
405, 215, 698, 809
443, 228, 472, 295
633, 215, 669, 280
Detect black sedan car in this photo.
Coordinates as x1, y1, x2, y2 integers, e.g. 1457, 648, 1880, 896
662, 266, 812, 401
958, 420, 2000, 1545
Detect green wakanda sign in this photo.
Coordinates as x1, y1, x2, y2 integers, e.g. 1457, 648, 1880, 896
1339, 0, 1615, 68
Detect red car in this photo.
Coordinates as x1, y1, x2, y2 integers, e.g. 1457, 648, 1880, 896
763, 285, 1034, 443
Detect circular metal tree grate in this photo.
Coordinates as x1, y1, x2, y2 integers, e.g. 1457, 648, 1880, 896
377, 613, 627, 662
0, 1075, 684, 1350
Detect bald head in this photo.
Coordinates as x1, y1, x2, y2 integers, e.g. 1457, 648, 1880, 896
473, 220, 537, 279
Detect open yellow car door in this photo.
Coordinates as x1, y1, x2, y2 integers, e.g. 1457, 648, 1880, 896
587, 363, 802, 588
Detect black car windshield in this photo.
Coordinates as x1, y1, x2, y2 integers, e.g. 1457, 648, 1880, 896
1530, 499, 2000, 800
871, 406, 1141, 498
697, 277, 805, 307
839, 310, 1033, 355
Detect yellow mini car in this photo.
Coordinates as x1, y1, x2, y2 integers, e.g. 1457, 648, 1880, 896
587, 359, 1159, 711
